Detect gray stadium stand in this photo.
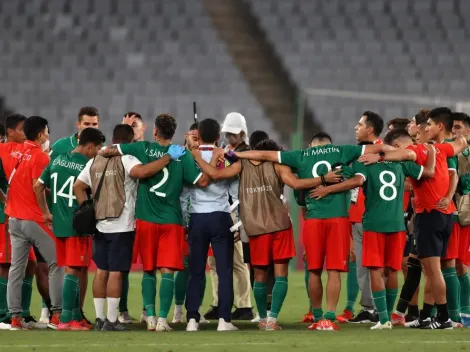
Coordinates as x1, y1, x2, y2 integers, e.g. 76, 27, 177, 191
249, 0, 470, 143
0, 0, 279, 143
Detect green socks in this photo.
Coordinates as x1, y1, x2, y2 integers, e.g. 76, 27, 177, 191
372, 290, 389, 324
41, 298, 47, 309
174, 268, 188, 306
312, 308, 323, 322
345, 261, 359, 313
72, 284, 83, 322
459, 273, 470, 315
158, 273, 174, 319
0, 277, 7, 316
61, 274, 79, 323
21, 276, 33, 318
269, 277, 288, 319
442, 267, 461, 322
119, 274, 129, 312
253, 282, 268, 319
324, 310, 336, 321
386, 288, 398, 319
142, 272, 157, 317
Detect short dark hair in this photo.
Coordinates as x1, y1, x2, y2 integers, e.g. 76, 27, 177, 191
5, 113, 26, 132
189, 121, 199, 131
311, 132, 332, 143
253, 139, 282, 151
362, 111, 384, 136
249, 130, 269, 149
23, 116, 48, 141
113, 124, 134, 144
415, 108, 430, 125
154, 114, 177, 140
387, 118, 411, 130
452, 112, 470, 127
78, 106, 99, 121
0, 123, 5, 137
198, 118, 220, 144
428, 107, 453, 133
125, 111, 142, 121
78, 128, 106, 146
383, 128, 411, 145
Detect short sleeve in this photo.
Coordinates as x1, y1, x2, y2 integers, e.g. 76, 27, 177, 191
38, 164, 51, 187
435, 143, 455, 158
401, 161, 424, 181
117, 142, 146, 159
406, 145, 424, 165
32, 153, 50, 179
278, 150, 302, 169
352, 160, 367, 181
339, 145, 365, 165
447, 156, 457, 171
77, 159, 93, 187
121, 155, 142, 175
182, 152, 203, 184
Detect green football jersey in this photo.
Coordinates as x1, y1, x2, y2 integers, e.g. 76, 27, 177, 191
353, 160, 423, 233
0, 161, 8, 224
118, 141, 202, 225
279, 144, 365, 219
49, 134, 78, 161
39, 152, 89, 237
444, 138, 459, 222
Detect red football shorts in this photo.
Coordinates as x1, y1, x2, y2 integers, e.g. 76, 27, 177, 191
183, 241, 189, 257
56, 236, 92, 267
0, 221, 36, 264
207, 246, 214, 257
362, 231, 406, 271
249, 227, 296, 266
134, 219, 184, 271
458, 224, 470, 266
303, 217, 350, 271
443, 222, 460, 260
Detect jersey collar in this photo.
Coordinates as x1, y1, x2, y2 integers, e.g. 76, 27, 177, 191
71, 134, 78, 148
24, 141, 40, 148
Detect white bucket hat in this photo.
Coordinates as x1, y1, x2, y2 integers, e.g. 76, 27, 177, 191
221, 112, 248, 136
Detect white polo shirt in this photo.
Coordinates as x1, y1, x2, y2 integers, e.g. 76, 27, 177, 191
77, 155, 141, 233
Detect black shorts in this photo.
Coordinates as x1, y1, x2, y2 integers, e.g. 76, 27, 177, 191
33, 246, 47, 263
415, 210, 452, 258
93, 231, 135, 272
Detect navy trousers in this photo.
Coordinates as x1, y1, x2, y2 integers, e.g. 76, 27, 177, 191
186, 212, 234, 322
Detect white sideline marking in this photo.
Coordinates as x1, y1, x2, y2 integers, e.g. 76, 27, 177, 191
2, 341, 470, 349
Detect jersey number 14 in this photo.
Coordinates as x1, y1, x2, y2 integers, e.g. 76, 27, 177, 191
51, 173, 76, 207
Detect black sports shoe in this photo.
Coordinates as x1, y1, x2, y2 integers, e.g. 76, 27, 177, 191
406, 317, 431, 328
423, 319, 453, 330
94, 318, 105, 331
405, 314, 418, 323
101, 319, 127, 331
204, 306, 219, 320
81, 309, 92, 325
0, 314, 11, 324
23, 316, 37, 328
231, 308, 254, 321
349, 310, 378, 324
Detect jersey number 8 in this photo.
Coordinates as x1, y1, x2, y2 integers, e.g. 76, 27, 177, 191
379, 170, 397, 201
149, 167, 169, 197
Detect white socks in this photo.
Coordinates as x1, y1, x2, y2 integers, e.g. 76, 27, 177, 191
94, 298, 106, 320
175, 305, 184, 314
107, 297, 121, 323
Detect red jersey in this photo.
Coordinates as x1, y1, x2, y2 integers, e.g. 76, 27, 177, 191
349, 139, 383, 223
0, 142, 26, 180
406, 143, 456, 214
5, 141, 50, 222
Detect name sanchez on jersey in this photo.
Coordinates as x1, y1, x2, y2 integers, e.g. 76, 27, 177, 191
303, 146, 340, 156
145, 148, 166, 158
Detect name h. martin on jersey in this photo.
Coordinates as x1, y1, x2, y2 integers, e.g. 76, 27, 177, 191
303, 146, 340, 156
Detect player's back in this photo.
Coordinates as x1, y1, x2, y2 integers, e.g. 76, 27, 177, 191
118, 141, 202, 225
0, 142, 25, 180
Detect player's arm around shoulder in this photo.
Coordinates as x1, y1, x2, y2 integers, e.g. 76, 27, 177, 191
73, 159, 93, 205
445, 135, 468, 156
127, 154, 169, 180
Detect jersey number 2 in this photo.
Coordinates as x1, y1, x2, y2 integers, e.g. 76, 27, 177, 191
51, 173, 76, 207
149, 167, 169, 197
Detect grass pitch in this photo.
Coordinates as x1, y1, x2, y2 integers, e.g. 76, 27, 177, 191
0, 271, 468, 352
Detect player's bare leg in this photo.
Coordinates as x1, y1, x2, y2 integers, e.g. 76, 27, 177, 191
155, 268, 174, 332
93, 268, 108, 330
36, 262, 50, 324
100, 271, 126, 331
456, 260, 470, 326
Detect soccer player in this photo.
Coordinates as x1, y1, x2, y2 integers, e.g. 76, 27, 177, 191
407, 109, 429, 142
123, 112, 147, 142
50, 106, 100, 160
0, 114, 42, 329
191, 134, 341, 330
386, 118, 411, 133
452, 112, 470, 327
74, 124, 185, 331
233, 132, 390, 330
360, 113, 468, 329
34, 128, 106, 331
311, 130, 436, 330
99, 113, 209, 332
337, 112, 384, 324
5, 116, 63, 331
